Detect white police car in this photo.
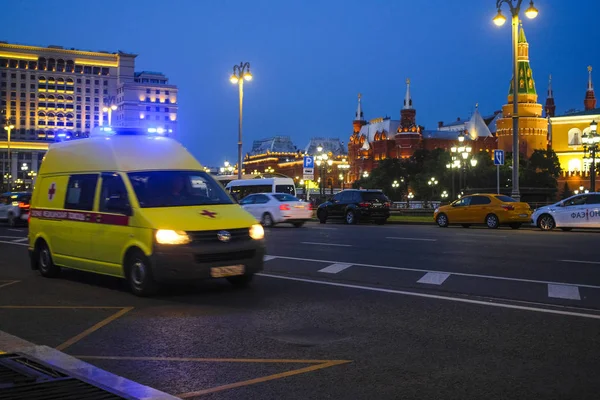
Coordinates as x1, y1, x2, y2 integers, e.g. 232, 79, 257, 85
531, 192, 600, 231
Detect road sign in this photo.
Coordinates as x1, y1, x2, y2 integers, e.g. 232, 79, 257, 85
303, 156, 314, 169
494, 150, 505, 166
303, 168, 314, 175
303, 174, 313, 181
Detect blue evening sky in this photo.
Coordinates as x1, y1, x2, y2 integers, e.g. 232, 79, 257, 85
4, 0, 600, 167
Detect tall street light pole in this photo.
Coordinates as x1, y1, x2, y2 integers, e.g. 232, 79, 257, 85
582, 120, 599, 192
102, 105, 117, 126
494, 0, 538, 201
4, 124, 14, 191
230, 62, 253, 180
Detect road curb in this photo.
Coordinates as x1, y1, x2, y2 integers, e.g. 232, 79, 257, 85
0, 330, 179, 399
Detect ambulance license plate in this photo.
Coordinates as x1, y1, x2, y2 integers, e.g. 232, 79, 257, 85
211, 265, 245, 278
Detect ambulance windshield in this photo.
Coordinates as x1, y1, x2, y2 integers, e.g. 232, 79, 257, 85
128, 171, 234, 208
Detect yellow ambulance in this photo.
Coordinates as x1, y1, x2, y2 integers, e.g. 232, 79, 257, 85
28, 127, 265, 296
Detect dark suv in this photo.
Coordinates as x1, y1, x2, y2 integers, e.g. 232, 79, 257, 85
317, 189, 391, 225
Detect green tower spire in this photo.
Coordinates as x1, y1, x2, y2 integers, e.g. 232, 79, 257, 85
508, 23, 537, 99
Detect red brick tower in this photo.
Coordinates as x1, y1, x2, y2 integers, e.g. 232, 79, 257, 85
545, 74, 555, 117
585, 65, 597, 111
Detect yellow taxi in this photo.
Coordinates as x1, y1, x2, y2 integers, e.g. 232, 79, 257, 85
433, 193, 532, 229
28, 127, 265, 296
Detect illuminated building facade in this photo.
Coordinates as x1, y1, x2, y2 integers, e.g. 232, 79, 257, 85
548, 66, 600, 190
241, 136, 348, 189
347, 82, 497, 182
0, 41, 177, 190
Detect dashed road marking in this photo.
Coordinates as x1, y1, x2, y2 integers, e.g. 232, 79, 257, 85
417, 272, 450, 285
548, 284, 581, 300
561, 259, 600, 265
301, 242, 352, 247
264, 255, 600, 289
385, 237, 437, 242
0, 236, 25, 239
7, 229, 24, 233
11, 238, 28, 243
264, 256, 277, 262
318, 263, 352, 274
0, 281, 19, 289
258, 273, 600, 320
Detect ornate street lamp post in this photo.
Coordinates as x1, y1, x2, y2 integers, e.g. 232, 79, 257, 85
4, 123, 14, 191
582, 120, 600, 192
493, 0, 539, 201
229, 62, 253, 180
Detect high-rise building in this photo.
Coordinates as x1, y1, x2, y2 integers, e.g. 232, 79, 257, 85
0, 41, 177, 191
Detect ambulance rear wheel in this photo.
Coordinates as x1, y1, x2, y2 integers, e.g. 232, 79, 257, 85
125, 250, 158, 297
37, 240, 60, 278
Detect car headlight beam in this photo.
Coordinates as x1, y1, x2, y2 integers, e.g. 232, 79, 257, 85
249, 224, 265, 240
155, 229, 191, 245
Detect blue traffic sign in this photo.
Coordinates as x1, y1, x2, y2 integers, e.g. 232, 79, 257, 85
304, 156, 314, 168
494, 150, 505, 166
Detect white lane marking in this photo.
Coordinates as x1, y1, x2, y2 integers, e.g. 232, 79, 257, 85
12, 238, 28, 243
548, 284, 581, 300
0, 236, 25, 239
417, 272, 450, 285
455, 234, 507, 238
386, 237, 437, 242
257, 273, 600, 320
0, 240, 27, 247
318, 263, 352, 274
264, 254, 600, 290
8, 229, 24, 233
300, 242, 352, 247
264, 255, 277, 262
561, 259, 600, 265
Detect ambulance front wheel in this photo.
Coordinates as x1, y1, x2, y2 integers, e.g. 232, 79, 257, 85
125, 249, 159, 297
36, 240, 61, 278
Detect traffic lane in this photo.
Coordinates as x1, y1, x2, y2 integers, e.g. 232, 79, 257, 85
2, 254, 599, 400
0, 224, 28, 246
263, 257, 600, 310
265, 223, 600, 286
1, 242, 600, 398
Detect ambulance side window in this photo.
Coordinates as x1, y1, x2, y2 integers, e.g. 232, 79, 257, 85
99, 173, 130, 214
65, 174, 98, 211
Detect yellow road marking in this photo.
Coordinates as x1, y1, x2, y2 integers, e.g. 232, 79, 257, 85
177, 360, 351, 398
0, 281, 20, 289
75, 356, 351, 397
56, 307, 134, 351
0, 305, 125, 309
77, 356, 346, 364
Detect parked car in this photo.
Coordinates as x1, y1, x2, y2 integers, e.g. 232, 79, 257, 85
316, 189, 391, 225
0, 192, 31, 227
531, 192, 600, 231
433, 194, 532, 229
239, 192, 312, 227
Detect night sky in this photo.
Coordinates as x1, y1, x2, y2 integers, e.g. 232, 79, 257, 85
4, 0, 600, 167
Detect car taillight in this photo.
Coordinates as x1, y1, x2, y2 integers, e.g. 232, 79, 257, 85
502, 205, 514, 211
18, 202, 30, 209
384, 202, 391, 208
306, 203, 313, 210
279, 204, 291, 211
359, 202, 371, 208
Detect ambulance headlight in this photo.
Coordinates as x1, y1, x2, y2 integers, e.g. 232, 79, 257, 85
155, 230, 191, 245
249, 224, 264, 240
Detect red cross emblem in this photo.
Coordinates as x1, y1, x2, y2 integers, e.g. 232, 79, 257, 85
200, 210, 217, 218
48, 183, 56, 201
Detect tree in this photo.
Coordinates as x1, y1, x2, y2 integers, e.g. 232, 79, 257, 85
521, 149, 562, 189
561, 182, 573, 199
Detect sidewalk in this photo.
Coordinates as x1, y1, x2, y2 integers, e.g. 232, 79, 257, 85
0, 330, 179, 400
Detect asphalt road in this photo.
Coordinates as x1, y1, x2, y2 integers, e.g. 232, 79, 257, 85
0, 222, 599, 399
